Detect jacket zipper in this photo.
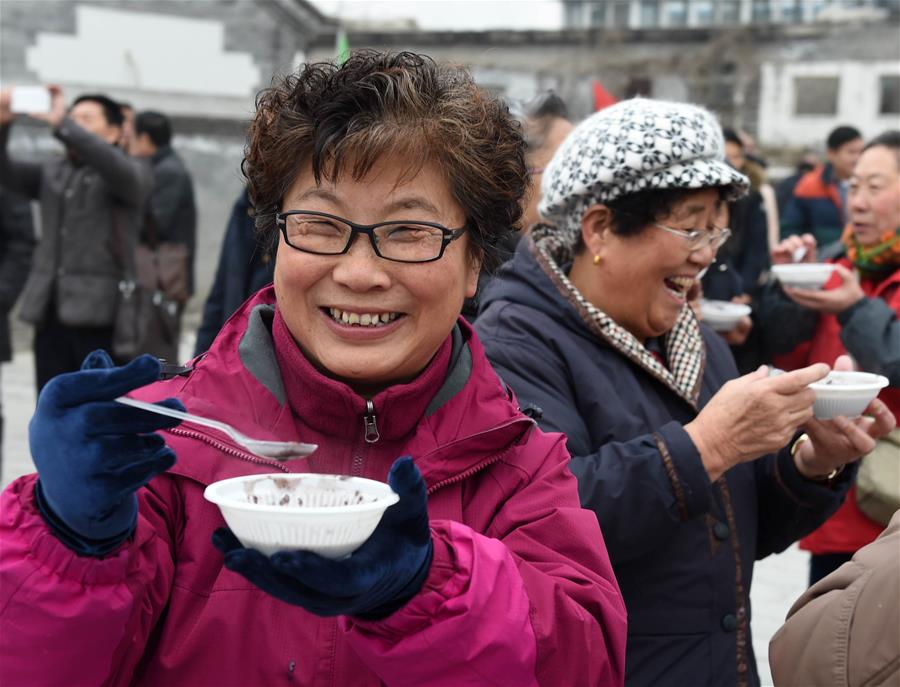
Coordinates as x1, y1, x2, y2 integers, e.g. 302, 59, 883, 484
423, 418, 533, 495
425, 444, 518, 496
363, 400, 380, 443
351, 400, 380, 477
169, 426, 291, 473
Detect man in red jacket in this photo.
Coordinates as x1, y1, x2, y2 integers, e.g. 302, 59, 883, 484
763, 130, 900, 584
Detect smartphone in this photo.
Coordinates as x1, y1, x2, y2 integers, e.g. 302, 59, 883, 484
10, 86, 51, 114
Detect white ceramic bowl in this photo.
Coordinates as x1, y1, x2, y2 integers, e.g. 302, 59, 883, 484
204, 473, 399, 558
699, 299, 752, 332
809, 371, 889, 420
771, 263, 835, 289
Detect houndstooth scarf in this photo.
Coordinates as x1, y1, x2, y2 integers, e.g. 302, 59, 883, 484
530, 224, 706, 409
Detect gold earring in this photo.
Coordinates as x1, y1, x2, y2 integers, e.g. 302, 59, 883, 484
593, 254, 601, 266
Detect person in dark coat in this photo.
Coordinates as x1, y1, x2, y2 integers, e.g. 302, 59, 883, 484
475, 98, 896, 687
774, 150, 819, 217
193, 188, 274, 355
129, 110, 197, 363
0, 86, 151, 391
781, 126, 864, 247
0, 187, 35, 465
131, 111, 196, 292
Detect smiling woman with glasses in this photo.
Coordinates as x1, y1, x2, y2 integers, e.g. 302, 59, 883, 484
476, 98, 895, 687
0, 50, 628, 687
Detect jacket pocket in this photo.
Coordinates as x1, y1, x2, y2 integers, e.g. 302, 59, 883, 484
56, 273, 119, 326
17, 270, 55, 325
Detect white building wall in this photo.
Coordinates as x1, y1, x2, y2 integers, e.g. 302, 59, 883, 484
22, 5, 261, 117
470, 67, 539, 102
758, 60, 900, 148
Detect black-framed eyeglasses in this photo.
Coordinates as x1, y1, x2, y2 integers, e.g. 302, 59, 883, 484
276, 210, 468, 264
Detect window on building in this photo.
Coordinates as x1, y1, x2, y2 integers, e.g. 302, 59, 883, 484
721, 0, 741, 22
591, 4, 607, 26
794, 76, 840, 115
752, 0, 771, 22
881, 75, 900, 114
781, 0, 802, 22
640, 0, 661, 26
613, 1, 630, 25
564, 2, 584, 28
666, 0, 688, 25
694, 0, 715, 24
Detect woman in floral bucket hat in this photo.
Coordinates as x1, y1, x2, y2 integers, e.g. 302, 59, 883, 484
475, 98, 896, 687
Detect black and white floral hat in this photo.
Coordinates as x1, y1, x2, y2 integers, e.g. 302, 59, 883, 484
537, 98, 749, 243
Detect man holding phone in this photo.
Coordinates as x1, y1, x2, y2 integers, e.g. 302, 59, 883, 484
0, 85, 152, 391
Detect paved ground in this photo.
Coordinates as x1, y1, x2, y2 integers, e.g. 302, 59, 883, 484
0, 339, 809, 686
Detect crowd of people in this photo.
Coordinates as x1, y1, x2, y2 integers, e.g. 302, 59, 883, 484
0, 50, 897, 686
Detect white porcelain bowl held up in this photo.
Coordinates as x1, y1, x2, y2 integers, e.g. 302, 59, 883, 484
771, 263, 835, 289
809, 371, 889, 420
699, 299, 752, 332
204, 473, 399, 558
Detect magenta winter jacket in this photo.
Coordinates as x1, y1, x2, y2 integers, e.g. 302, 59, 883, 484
0, 287, 626, 687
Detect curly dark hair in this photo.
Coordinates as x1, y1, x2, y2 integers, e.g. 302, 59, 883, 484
243, 50, 528, 272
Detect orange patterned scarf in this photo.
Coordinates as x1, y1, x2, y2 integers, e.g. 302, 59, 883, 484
842, 225, 900, 279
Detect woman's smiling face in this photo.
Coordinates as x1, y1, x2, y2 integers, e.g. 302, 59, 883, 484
581, 188, 724, 341
274, 156, 480, 395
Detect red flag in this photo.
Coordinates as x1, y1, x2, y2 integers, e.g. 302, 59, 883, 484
592, 80, 617, 111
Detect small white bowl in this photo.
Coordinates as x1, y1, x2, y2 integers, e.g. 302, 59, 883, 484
771, 263, 835, 289
699, 299, 752, 332
204, 473, 399, 558
809, 371, 889, 419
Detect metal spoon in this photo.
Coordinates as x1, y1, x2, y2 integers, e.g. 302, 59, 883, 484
116, 396, 317, 461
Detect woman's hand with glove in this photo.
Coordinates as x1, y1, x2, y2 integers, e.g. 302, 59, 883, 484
30, 350, 183, 556
213, 456, 433, 620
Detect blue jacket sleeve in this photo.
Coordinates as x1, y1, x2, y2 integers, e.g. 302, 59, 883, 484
194, 236, 232, 356
479, 328, 716, 566
754, 279, 818, 358
753, 446, 855, 559
780, 196, 809, 239
837, 297, 900, 385
736, 197, 770, 295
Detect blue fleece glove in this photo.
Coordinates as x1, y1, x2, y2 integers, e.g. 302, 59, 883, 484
31, 350, 183, 556
212, 456, 433, 620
